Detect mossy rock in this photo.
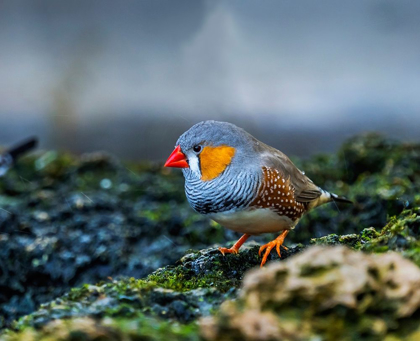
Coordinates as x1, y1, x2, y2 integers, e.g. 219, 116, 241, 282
2, 132, 420, 338
2, 206, 420, 340
312, 208, 420, 267
6, 243, 303, 333
201, 246, 420, 341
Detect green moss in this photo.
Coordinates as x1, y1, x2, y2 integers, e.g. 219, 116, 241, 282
147, 267, 226, 292
310, 229, 372, 248
11, 278, 156, 331
147, 244, 303, 292
147, 253, 243, 293
310, 209, 420, 267
1, 315, 199, 341
360, 227, 381, 242
361, 208, 420, 266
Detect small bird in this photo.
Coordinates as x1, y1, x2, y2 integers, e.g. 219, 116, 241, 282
165, 121, 351, 267
0, 137, 38, 177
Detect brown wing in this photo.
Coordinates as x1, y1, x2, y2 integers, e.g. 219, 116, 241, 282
254, 142, 322, 203
250, 166, 307, 221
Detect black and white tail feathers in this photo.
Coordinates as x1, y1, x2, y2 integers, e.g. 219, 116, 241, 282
0, 137, 38, 177
330, 192, 353, 204
7, 137, 38, 162
310, 188, 352, 209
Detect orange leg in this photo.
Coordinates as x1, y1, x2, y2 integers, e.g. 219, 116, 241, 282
219, 234, 251, 256
258, 230, 289, 267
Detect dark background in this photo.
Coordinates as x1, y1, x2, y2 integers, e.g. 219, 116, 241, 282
1, 0, 419, 160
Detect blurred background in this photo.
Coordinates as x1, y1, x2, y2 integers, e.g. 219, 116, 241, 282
1, 0, 419, 160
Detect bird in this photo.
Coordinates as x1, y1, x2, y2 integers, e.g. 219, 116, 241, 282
0, 137, 38, 177
164, 121, 351, 267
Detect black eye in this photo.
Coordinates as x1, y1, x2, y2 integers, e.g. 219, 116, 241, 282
193, 145, 202, 153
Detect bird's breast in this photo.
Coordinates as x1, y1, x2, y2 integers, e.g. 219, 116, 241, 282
184, 168, 260, 215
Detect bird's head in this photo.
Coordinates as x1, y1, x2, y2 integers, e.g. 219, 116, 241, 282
165, 121, 256, 181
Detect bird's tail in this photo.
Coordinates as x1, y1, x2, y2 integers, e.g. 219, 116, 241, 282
0, 137, 38, 177
309, 189, 353, 209
330, 192, 353, 204
7, 137, 38, 162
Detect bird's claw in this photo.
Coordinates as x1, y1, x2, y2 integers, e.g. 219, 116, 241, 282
218, 246, 239, 256
258, 231, 289, 267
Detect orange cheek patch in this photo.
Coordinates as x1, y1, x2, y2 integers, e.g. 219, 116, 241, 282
199, 145, 236, 181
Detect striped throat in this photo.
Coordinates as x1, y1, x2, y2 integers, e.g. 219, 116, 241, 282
183, 164, 261, 215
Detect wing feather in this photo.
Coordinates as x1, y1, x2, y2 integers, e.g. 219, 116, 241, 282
255, 142, 322, 203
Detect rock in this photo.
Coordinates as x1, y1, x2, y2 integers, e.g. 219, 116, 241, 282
312, 208, 420, 267
200, 246, 420, 341
3, 216, 420, 340
6, 243, 304, 333
148, 243, 304, 293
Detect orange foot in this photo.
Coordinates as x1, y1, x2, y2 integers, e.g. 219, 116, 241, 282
218, 234, 250, 256
218, 246, 239, 255
258, 230, 289, 267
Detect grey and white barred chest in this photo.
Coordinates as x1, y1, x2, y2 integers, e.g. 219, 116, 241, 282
183, 168, 261, 215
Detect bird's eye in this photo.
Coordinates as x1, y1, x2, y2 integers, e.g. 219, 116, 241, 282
193, 145, 202, 153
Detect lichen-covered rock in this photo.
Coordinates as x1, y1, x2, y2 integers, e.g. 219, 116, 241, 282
310, 227, 378, 248
200, 246, 420, 341
6, 243, 304, 333
11, 279, 223, 331
0, 244, 303, 340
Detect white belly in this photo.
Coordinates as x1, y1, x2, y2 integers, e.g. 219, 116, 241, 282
208, 208, 297, 235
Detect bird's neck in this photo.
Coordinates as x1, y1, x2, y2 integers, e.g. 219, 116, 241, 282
184, 167, 261, 215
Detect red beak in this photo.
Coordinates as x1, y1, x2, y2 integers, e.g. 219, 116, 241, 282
164, 145, 189, 168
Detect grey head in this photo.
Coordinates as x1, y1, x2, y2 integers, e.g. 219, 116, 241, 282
175, 120, 263, 214
176, 120, 259, 181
